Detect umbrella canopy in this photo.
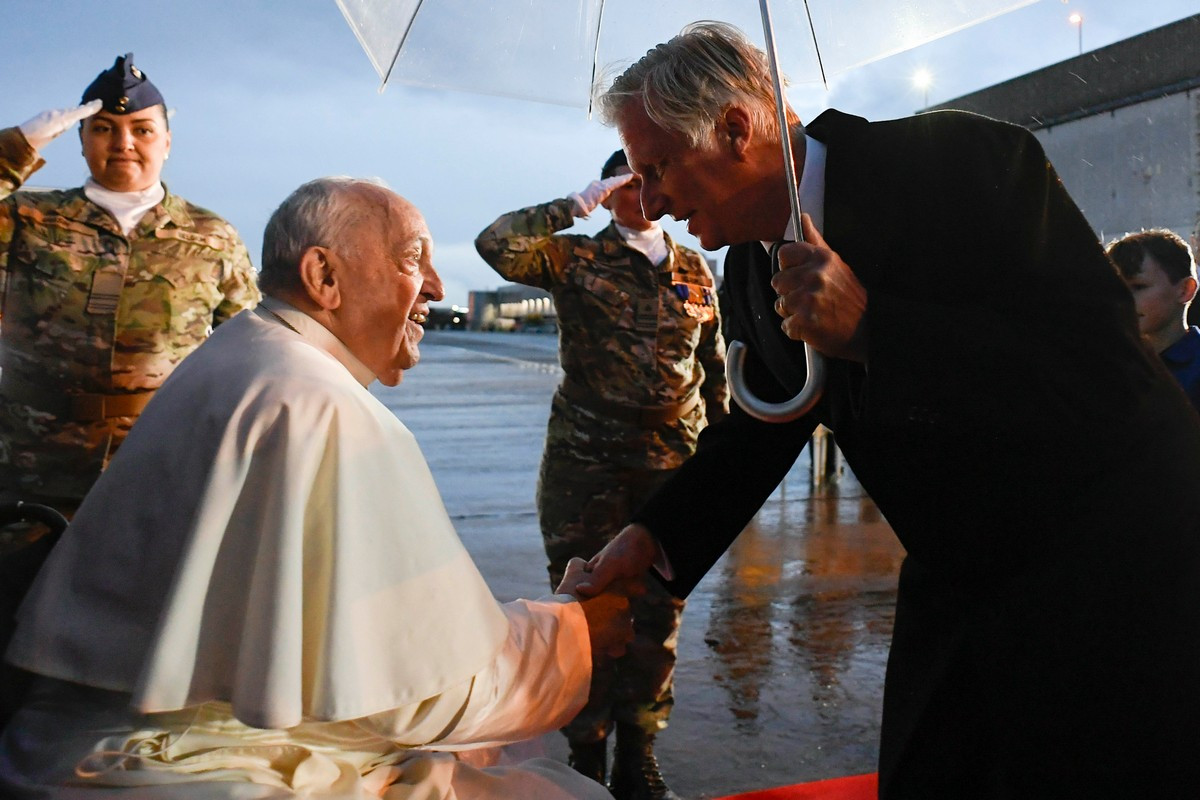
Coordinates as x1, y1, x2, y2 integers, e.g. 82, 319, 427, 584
336, 0, 1040, 421
336, 0, 1038, 109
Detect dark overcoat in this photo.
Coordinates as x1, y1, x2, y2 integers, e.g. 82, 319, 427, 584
634, 109, 1200, 798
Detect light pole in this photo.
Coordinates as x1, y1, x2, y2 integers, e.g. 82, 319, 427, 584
913, 68, 932, 109
1069, 12, 1083, 55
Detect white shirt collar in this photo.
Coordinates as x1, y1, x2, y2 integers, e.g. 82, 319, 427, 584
256, 295, 377, 387
762, 134, 826, 251
615, 221, 668, 266
615, 220, 663, 242
83, 177, 165, 235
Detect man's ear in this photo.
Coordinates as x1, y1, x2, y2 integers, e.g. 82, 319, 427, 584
721, 105, 753, 160
298, 246, 341, 311
1179, 275, 1198, 306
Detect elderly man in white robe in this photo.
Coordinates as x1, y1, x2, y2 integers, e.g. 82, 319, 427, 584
0, 177, 630, 799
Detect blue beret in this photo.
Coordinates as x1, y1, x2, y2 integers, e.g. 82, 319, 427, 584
81, 53, 164, 114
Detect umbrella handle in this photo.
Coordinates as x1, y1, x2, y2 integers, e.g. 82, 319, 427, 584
722, 0, 826, 424
726, 340, 825, 423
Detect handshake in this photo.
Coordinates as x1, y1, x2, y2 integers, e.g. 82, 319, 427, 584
557, 555, 639, 660
554, 523, 662, 660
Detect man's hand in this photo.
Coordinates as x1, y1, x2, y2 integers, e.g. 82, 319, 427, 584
578, 586, 635, 660
559, 557, 635, 659
568, 173, 635, 218
556, 556, 598, 597
771, 213, 869, 363
18, 100, 103, 152
566, 523, 660, 599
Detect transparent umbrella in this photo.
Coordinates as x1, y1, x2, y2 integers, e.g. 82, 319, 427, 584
336, 0, 1038, 421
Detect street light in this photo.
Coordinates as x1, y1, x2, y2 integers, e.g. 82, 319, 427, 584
1069, 12, 1083, 55
913, 68, 933, 108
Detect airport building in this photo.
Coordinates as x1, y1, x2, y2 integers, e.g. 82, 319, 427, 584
931, 13, 1200, 244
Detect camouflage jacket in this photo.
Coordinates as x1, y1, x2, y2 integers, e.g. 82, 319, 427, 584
0, 126, 261, 500
475, 197, 727, 469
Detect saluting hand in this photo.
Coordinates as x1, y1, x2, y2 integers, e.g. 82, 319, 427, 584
771, 213, 869, 363
568, 173, 635, 218
18, 100, 103, 152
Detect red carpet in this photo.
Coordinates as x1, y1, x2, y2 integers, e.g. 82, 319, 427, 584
716, 772, 878, 800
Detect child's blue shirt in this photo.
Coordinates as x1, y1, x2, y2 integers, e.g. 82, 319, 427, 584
1160, 325, 1200, 413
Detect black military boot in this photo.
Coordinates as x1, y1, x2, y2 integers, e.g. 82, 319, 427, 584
567, 737, 608, 786
609, 723, 682, 800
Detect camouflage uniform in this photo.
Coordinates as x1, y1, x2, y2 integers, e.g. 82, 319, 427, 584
0, 126, 260, 532
475, 197, 727, 741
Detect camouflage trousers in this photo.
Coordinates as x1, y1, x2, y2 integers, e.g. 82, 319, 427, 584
537, 449, 686, 743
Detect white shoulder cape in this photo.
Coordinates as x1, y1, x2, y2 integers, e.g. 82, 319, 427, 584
7, 309, 510, 730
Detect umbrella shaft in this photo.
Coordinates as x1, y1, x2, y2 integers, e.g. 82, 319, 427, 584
758, 0, 804, 245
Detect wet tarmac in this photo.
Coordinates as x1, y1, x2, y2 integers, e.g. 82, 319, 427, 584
373, 330, 906, 799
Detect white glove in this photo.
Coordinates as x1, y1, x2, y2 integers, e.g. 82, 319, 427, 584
18, 100, 103, 152
568, 172, 635, 218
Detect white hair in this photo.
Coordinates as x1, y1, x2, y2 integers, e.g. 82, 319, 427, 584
259, 176, 388, 293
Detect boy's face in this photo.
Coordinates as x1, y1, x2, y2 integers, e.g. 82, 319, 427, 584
1123, 253, 1192, 339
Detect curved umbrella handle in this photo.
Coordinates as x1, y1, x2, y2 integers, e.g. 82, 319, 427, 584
720, 0, 826, 424
726, 340, 825, 423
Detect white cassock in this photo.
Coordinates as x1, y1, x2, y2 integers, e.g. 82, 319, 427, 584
1, 299, 610, 799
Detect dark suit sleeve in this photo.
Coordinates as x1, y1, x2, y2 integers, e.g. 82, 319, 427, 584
632, 304, 818, 598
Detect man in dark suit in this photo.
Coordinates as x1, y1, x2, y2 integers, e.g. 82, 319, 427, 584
577, 21, 1200, 799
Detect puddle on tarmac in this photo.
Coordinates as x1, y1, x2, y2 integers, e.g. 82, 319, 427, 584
664, 463, 906, 796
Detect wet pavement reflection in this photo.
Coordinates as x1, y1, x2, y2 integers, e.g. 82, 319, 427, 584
377, 331, 905, 798
674, 473, 904, 796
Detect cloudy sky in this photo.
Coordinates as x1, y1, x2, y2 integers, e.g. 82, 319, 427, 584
5, 0, 1196, 307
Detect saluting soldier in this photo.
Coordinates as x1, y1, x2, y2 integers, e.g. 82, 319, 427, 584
476, 150, 727, 800
0, 53, 260, 526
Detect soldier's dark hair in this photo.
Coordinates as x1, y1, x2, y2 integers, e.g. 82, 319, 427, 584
601, 150, 628, 180
259, 176, 387, 294
1106, 229, 1196, 284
